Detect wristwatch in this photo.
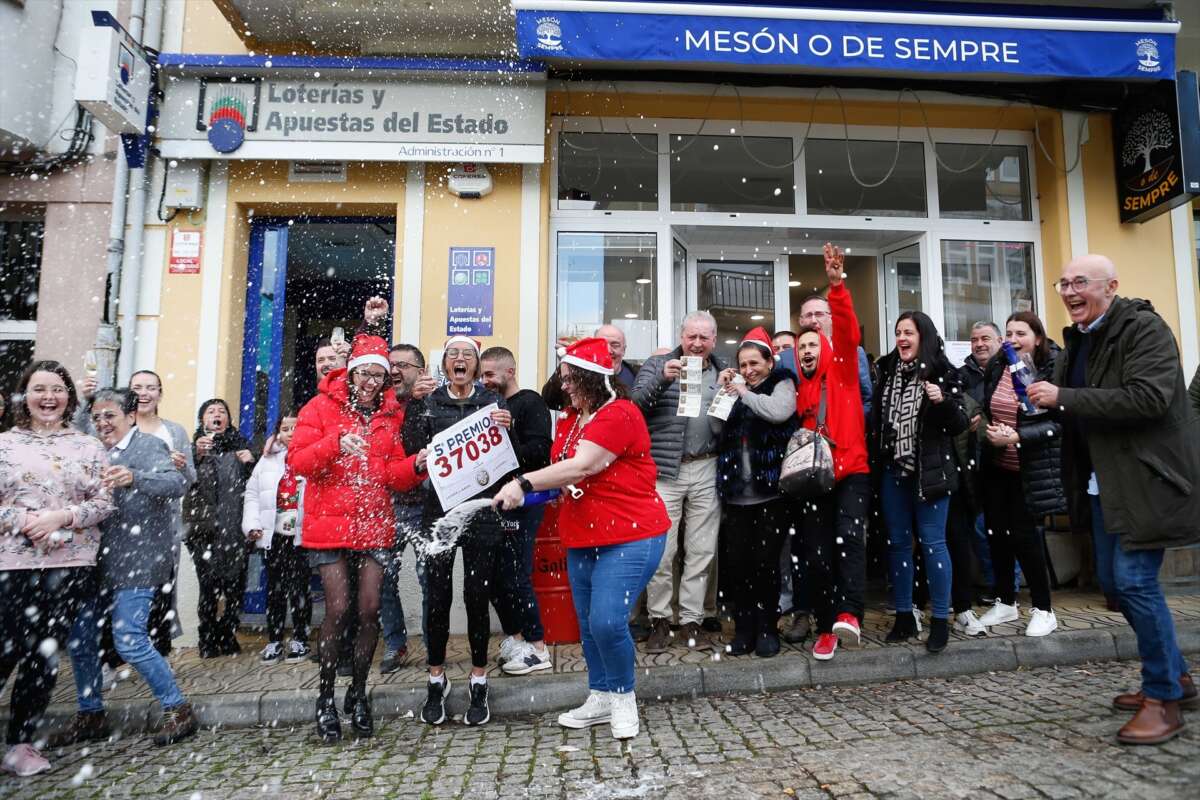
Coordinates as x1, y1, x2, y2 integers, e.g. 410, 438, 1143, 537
516, 474, 535, 494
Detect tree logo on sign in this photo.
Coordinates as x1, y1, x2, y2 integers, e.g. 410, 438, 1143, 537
1135, 39, 1161, 73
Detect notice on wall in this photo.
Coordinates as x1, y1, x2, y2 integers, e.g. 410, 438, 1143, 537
428, 403, 519, 509
447, 247, 495, 336
168, 229, 203, 274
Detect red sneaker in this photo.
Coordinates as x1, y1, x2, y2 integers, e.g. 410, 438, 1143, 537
832, 613, 861, 648
812, 632, 838, 661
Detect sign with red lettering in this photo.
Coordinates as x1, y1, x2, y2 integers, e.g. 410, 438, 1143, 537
428, 403, 519, 509
168, 228, 203, 274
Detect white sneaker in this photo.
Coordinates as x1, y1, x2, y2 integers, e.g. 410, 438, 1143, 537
978, 600, 1020, 627
1025, 608, 1058, 637
557, 691, 612, 729
954, 610, 987, 637
498, 635, 521, 664
609, 691, 639, 739
259, 641, 284, 664
502, 642, 552, 675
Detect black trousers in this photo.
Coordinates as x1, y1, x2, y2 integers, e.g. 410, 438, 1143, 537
946, 493, 978, 615
264, 537, 312, 644
800, 474, 869, 634
0, 567, 89, 745
425, 539, 500, 668
722, 500, 789, 627
194, 558, 247, 655
982, 465, 1052, 611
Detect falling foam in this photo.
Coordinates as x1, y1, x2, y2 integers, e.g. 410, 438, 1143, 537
416, 498, 496, 557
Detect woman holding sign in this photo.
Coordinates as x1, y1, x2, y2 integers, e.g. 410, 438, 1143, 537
288, 334, 422, 744
401, 334, 513, 728
494, 338, 670, 740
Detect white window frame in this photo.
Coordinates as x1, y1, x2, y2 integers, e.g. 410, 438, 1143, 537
547, 114, 1043, 364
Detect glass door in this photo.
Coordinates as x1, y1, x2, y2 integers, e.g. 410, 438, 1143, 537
881, 240, 923, 353
696, 259, 776, 366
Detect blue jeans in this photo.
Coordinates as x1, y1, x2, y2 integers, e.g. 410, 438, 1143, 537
881, 467, 952, 620
1090, 496, 1188, 701
492, 505, 545, 642
69, 588, 186, 712
567, 534, 666, 694
381, 503, 427, 652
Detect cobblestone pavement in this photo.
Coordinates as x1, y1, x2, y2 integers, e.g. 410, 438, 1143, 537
4, 660, 1197, 800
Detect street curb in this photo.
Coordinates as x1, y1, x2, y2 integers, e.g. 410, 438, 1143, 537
21, 622, 1200, 737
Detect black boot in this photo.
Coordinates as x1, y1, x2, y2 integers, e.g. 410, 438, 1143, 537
726, 610, 755, 656
350, 692, 373, 738
316, 696, 341, 744
343, 683, 360, 716
885, 611, 918, 643
926, 617, 950, 653
755, 610, 781, 659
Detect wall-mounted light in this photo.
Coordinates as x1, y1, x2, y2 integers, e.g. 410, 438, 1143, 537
624, 313, 638, 318
750, 314, 764, 321
635, 277, 652, 284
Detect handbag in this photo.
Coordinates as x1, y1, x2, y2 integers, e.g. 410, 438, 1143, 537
779, 379, 836, 500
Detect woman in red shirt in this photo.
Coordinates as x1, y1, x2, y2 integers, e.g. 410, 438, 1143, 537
494, 338, 668, 740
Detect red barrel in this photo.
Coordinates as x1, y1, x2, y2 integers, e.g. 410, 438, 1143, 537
532, 503, 580, 644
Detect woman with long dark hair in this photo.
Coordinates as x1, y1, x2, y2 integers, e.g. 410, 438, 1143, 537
494, 338, 669, 739
183, 398, 256, 658
0, 361, 114, 777
976, 311, 1065, 636
289, 335, 421, 743
869, 311, 969, 653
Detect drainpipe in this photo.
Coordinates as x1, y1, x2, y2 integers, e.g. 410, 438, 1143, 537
114, 0, 164, 385
93, 0, 145, 388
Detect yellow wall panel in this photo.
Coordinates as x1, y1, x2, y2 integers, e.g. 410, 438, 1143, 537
181, 0, 250, 55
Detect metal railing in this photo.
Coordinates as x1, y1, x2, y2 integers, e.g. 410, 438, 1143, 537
700, 269, 774, 312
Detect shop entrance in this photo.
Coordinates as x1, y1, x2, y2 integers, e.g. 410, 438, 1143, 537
672, 226, 932, 363
239, 216, 396, 444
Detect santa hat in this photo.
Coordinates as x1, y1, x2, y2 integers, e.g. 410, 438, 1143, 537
347, 334, 390, 373
740, 326, 776, 360
559, 337, 613, 375
444, 335, 481, 357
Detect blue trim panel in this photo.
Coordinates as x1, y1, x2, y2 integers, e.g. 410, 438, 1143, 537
264, 226, 289, 436
157, 53, 545, 73
238, 222, 269, 440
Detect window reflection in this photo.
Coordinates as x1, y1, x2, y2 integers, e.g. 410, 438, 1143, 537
671, 135, 795, 213
558, 133, 658, 211
806, 139, 927, 217
936, 144, 1031, 221
941, 240, 1035, 341
556, 233, 658, 360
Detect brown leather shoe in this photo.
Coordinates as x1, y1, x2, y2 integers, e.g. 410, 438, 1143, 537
48, 711, 111, 747
680, 622, 708, 649
1113, 673, 1200, 712
782, 614, 811, 644
152, 702, 198, 747
1116, 698, 1184, 745
644, 619, 672, 654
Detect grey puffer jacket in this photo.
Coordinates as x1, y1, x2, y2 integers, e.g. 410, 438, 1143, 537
631, 347, 726, 481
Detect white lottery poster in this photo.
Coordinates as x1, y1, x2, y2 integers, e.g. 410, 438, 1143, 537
428, 403, 519, 509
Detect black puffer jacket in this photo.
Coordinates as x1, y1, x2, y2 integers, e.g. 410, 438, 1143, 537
401, 384, 509, 544
869, 352, 969, 502
979, 347, 1067, 518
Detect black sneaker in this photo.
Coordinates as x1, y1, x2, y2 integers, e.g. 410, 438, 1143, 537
379, 647, 407, 675
464, 681, 490, 726
421, 677, 450, 725
285, 641, 309, 663
260, 642, 284, 664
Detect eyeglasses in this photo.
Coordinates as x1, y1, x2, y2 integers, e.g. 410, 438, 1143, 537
390, 361, 421, 371
91, 411, 123, 423
355, 372, 388, 385
800, 310, 831, 320
443, 349, 476, 359
1055, 276, 1098, 294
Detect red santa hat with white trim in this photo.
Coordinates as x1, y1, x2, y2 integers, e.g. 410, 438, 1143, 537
444, 334, 482, 357
740, 326, 777, 361
347, 334, 390, 373
559, 337, 614, 375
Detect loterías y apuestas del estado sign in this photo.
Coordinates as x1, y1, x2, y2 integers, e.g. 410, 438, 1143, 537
156, 74, 546, 164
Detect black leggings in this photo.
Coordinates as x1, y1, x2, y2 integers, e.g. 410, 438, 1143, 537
425, 539, 500, 669
194, 558, 247, 655
722, 500, 788, 624
946, 493, 978, 615
265, 538, 311, 644
317, 553, 383, 700
983, 465, 1052, 611
0, 567, 89, 745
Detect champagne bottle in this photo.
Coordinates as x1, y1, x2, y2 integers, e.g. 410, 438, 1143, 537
1001, 342, 1045, 416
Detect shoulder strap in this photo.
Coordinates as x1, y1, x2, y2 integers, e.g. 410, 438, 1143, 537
816, 378, 828, 430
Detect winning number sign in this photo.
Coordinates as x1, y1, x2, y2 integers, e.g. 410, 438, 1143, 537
428, 403, 519, 510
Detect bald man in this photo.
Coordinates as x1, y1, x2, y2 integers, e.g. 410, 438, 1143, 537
541, 325, 642, 410
1028, 254, 1200, 745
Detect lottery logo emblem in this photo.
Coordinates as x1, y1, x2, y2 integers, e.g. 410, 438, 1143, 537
475, 470, 490, 487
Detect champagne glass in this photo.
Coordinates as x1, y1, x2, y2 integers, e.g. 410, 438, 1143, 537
330, 327, 346, 349
83, 350, 98, 378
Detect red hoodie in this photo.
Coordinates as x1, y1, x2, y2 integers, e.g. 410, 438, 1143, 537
793, 283, 870, 481
288, 369, 421, 550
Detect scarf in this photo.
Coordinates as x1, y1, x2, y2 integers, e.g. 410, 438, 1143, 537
794, 331, 833, 428
884, 360, 923, 476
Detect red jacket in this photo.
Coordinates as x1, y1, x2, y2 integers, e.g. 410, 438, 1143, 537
794, 283, 870, 481
288, 370, 421, 550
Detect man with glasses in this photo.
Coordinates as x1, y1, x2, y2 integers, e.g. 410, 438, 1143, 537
1028, 254, 1200, 745
632, 311, 726, 652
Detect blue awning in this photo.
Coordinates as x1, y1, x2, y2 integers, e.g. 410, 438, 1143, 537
512, 1, 1180, 81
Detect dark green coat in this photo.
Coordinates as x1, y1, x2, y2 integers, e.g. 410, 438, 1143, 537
1190, 364, 1200, 417
1053, 296, 1200, 551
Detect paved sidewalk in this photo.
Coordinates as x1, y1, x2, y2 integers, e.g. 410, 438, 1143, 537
4, 590, 1199, 735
